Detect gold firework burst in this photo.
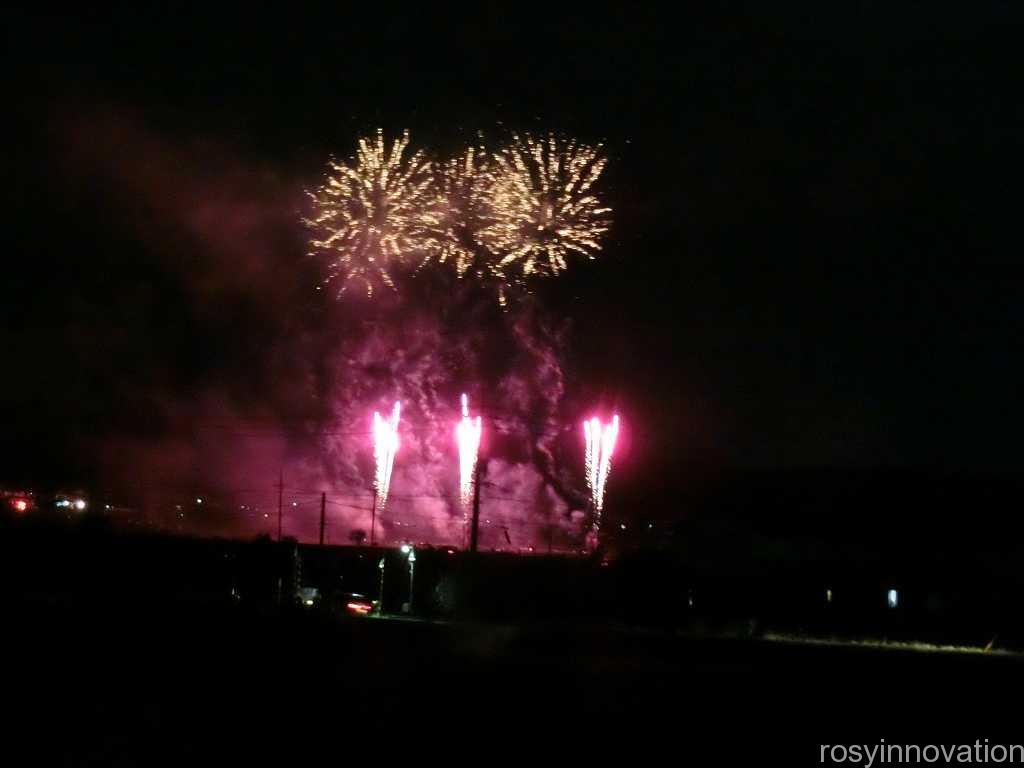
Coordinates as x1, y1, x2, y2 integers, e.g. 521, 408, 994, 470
479, 134, 612, 287
305, 129, 441, 296
434, 145, 494, 278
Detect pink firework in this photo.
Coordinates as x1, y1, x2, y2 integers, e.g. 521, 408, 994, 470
373, 402, 401, 507
583, 414, 620, 530
455, 394, 482, 509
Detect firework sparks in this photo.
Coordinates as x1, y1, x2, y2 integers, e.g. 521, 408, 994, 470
479, 133, 612, 297
455, 393, 482, 510
373, 402, 401, 508
305, 130, 441, 297
436, 146, 494, 279
583, 415, 620, 532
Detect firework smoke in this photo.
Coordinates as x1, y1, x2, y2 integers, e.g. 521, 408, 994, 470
456, 393, 482, 511
373, 402, 401, 508
305, 130, 441, 297
301, 309, 588, 549
67, 115, 609, 549
584, 415, 620, 533
302, 130, 614, 546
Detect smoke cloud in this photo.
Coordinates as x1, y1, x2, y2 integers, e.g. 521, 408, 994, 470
62, 108, 592, 549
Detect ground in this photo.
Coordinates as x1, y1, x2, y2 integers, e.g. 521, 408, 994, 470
7, 594, 1023, 764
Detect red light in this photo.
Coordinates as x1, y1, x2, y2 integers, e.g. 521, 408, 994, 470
12, 499, 28, 513
346, 602, 372, 615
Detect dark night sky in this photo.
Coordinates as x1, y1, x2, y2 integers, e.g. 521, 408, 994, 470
3, 4, 1024, 506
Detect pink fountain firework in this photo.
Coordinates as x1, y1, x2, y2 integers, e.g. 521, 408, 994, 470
455, 394, 482, 510
373, 402, 401, 507
583, 414, 620, 531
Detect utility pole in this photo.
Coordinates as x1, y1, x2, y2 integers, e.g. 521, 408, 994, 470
277, 467, 283, 542
319, 492, 326, 547
469, 459, 482, 553
370, 489, 378, 546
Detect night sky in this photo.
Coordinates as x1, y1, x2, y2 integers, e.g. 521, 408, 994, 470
4, 6, 1024, 539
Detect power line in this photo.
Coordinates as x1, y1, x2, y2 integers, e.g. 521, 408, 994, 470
120, 480, 545, 506
194, 410, 571, 438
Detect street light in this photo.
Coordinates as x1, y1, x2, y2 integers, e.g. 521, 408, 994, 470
407, 547, 416, 614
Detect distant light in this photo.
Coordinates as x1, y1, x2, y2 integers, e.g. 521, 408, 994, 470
400, 544, 411, 554
74, 499, 86, 511
56, 500, 71, 508
263, 513, 268, 518
304, 599, 314, 606
826, 589, 833, 604
619, 523, 626, 530
13, 499, 28, 513
292, 502, 297, 507
104, 504, 110, 510
378, 557, 385, 570
446, 549, 455, 555
195, 498, 203, 504
887, 589, 899, 609
407, 550, 416, 563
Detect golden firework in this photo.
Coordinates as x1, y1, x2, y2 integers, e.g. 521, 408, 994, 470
479, 134, 612, 288
434, 145, 494, 278
305, 129, 441, 296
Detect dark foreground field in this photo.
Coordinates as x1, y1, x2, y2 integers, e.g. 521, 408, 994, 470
7, 593, 1023, 765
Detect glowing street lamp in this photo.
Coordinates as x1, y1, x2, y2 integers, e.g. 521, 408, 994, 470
376, 556, 386, 615
406, 547, 416, 614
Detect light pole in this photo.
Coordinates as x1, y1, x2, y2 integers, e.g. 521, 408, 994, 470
401, 545, 416, 614
377, 556, 386, 615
